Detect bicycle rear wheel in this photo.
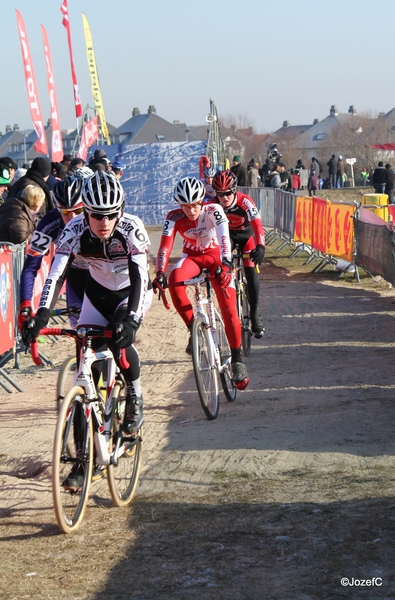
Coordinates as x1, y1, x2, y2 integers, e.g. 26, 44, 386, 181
192, 314, 219, 420
107, 381, 143, 507
240, 279, 252, 357
52, 386, 93, 534
215, 310, 237, 402
56, 356, 77, 411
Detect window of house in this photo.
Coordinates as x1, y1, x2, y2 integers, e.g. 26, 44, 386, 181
314, 133, 326, 140
156, 134, 166, 141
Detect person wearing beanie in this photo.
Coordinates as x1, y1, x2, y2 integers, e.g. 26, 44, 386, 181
88, 148, 108, 171
0, 165, 11, 205
60, 154, 73, 169
6, 157, 53, 216
0, 157, 17, 182
230, 155, 247, 187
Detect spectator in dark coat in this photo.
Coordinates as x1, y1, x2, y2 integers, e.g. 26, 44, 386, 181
279, 162, 293, 191
7, 157, 53, 215
372, 161, 387, 194
230, 155, 247, 187
327, 154, 337, 189
308, 171, 319, 196
0, 184, 45, 244
385, 164, 395, 204
88, 149, 108, 171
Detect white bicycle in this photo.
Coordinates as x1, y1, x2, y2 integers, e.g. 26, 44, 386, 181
160, 271, 237, 420
31, 326, 143, 534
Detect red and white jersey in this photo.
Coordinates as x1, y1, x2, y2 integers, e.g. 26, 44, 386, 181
211, 192, 265, 246
156, 203, 231, 273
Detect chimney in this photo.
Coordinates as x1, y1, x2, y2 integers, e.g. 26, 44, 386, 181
173, 120, 180, 124
148, 105, 156, 114
47, 118, 51, 126
378, 112, 385, 118
132, 107, 140, 117
348, 105, 356, 115
330, 105, 338, 116
313, 118, 320, 125
5, 125, 11, 132
282, 120, 290, 128
13, 123, 19, 131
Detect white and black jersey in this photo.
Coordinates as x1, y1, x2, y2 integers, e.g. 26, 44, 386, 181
38, 212, 151, 321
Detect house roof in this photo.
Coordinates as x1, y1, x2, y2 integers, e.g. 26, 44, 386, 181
295, 112, 358, 150
111, 113, 206, 144
274, 124, 313, 139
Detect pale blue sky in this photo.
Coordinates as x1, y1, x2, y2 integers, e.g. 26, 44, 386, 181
2, 0, 395, 135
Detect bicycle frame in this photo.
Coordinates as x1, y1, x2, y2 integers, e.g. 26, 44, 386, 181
32, 327, 129, 467
185, 272, 229, 376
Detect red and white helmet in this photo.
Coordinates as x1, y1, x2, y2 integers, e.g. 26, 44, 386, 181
212, 169, 237, 193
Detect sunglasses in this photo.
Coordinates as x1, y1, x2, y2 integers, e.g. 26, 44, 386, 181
88, 211, 120, 221
58, 207, 84, 216
217, 191, 233, 197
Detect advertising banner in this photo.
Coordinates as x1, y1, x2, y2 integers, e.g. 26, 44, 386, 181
312, 197, 328, 253
326, 202, 354, 261
294, 196, 313, 245
82, 12, 110, 143
0, 251, 15, 354
77, 116, 99, 161
41, 25, 63, 162
60, 0, 83, 118
15, 10, 48, 155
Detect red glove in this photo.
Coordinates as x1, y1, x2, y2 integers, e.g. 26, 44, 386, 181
18, 300, 32, 332
215, 260, 233, 289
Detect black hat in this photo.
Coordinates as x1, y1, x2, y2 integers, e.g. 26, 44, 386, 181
0, 156, 17, 171
31, 157, 51, 177
71, 157, 85, 167
62, 154, 73, 162
94, 149, 107, 160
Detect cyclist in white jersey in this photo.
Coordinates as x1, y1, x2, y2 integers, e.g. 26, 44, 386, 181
23, 171, 152, 438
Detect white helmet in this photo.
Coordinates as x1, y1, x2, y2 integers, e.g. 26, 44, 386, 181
174, 177, 205, 205
75, 166, 94, 179
82, 170, 124, 213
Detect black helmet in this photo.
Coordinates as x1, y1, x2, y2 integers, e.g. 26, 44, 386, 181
52, 176, 83, 210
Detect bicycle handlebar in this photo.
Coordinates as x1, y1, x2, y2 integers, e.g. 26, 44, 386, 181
30, 327, 130, 369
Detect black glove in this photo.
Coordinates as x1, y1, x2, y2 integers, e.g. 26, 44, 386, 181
112, 314, 141, 350
250, 244, 265, 266
152, 270, 168, 292
22, 307, 50, 346
215, 259, 233, 289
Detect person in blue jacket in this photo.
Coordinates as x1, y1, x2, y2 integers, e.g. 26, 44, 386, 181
18, 176, 89, 330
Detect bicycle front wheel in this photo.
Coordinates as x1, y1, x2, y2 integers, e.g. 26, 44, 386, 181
52, 386, 93, 534
192, 315, 219, 420
56, 356, 77, 411
240, 279, 252, 357
107, 382, 143, 507
215, 310, 237, 402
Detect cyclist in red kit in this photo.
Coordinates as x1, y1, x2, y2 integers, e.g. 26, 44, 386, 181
212, 169, 265, 337
153, 176, 249, 389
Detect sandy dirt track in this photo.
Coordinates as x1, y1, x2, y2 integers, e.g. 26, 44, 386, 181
0, 234, 395, 599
